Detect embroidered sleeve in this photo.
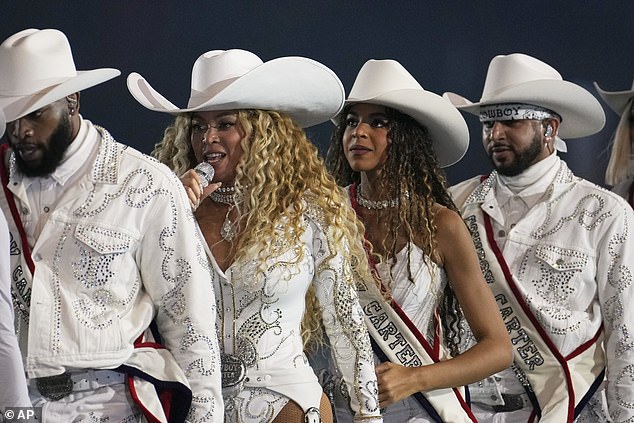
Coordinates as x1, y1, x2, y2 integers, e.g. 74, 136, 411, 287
306, 208, 382, 422
141, 169, 223, 422
598, 202, 634, 421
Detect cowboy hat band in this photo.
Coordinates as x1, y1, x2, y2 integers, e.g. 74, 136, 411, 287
127, 49, 344, 128
594, 78, 634, 116
444, 53, 605, 139
479, 103, 560, 123
340, 59, 469, 168
0, 28, 120, 122
479, 103, 568, 152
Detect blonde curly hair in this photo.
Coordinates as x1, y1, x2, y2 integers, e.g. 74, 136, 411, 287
605, 99, 634, 186
153, 110, 373, 349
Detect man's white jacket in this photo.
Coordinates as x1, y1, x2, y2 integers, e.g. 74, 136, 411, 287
0, 121, 223, 421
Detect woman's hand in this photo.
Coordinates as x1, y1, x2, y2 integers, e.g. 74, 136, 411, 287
181, 168, 222, 210
376, 362, 423, 408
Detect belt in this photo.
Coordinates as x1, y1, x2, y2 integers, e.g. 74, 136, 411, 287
491, 392, 531, 412
34, 369, 126, 401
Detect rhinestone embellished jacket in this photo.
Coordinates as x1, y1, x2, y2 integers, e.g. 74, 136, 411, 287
450, 158, 634, 421
0, 121, 223, 421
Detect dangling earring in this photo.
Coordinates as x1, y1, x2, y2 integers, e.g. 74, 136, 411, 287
67, 96, 78, 115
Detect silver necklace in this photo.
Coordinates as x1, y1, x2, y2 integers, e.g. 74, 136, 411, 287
356, 189, 400, 210
220, 208, 236, 241
210, 186, 238, 205
209, 186, 238, 241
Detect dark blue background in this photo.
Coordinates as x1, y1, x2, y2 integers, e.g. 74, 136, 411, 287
2, 1, 633, 186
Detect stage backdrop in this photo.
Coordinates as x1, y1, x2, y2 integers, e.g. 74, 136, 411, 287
1, 1, 633, 187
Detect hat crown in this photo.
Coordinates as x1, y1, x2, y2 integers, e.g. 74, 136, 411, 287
348, 59, 424, 100
481, 53, 562, 101
0, 28, 78, 96
188, 49, 263, 108
127, 49, 343, 128
594, 75, 634, 116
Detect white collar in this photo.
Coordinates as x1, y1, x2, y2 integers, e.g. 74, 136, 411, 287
493, 152, 561, 212
497, 152, 560, 195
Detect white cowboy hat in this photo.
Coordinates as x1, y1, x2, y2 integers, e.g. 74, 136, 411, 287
594, 78, 634, 116
0, 28, 120, 122
443, 53, 605, 139
340, 59, 469, 167
127, 49, 344, 128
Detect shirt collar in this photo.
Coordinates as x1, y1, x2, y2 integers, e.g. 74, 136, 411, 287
494, 152, 561, 207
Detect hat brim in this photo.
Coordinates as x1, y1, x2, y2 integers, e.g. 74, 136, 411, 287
594, 81, 634, 116
339, 89, 469, 168
127, 57, 344, 128
0, 68, 120, 122
449, 79, 605, 139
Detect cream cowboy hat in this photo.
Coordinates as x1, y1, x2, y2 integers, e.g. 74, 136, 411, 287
0, 28, 120, 122
127, 49, 344, 128
443, 53, 605, 139
340, 59, 469, 167
594, 78, 634, 116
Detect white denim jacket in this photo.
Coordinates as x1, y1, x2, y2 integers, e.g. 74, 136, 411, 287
450, 158, 634, 421
0, 121, 223, 422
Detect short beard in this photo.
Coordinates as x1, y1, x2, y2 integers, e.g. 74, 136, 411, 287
491, 131, 543, 177
14, 113, 74, 177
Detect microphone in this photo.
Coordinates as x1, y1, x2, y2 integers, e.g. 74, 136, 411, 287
194, 162, 215, 188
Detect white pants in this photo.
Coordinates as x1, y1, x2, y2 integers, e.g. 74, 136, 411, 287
30, 383, 144, 423
470, 402, 532, 423
471, 389, 612, 423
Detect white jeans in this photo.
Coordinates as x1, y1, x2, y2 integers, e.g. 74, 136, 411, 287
470, 389, 612, 423
30, 383, 144, 423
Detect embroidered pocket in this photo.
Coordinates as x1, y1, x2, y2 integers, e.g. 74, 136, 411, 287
74, 223, 135, 254
70, 224, 139, 345
534, 245, 588, 272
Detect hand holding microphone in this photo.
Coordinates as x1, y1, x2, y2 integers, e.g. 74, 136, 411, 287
194, 162, 215, 189
183, 162, 216, 210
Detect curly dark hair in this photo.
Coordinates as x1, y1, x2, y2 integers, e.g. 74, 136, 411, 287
326, 104, 464, 356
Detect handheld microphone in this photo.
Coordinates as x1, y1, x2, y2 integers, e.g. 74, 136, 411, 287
194, 162, 215, 188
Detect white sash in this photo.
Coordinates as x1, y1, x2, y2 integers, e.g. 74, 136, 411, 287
347, 183, 476, 422
358, 280, 477, 422
462, 204, 605, 423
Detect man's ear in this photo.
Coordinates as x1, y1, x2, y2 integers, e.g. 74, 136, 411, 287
66, 92, 80, 115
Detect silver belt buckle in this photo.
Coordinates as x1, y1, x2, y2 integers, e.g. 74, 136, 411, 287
36, 372, 73, 401
304, 407, 322, 423
221, 353, 246, 397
